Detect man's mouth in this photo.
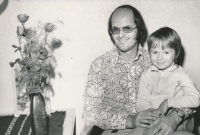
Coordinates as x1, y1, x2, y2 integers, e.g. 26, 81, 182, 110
119, 38, 129, 43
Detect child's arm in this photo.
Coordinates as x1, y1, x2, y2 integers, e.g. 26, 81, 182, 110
158, 99, 168, 115
137, 73, 152, 111
148, 101, 170, 128
167, 74, 200, 109
148, 100, 168, 128
152, 109, 164, 117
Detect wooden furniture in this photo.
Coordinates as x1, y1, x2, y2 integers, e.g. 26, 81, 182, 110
0, 108, 75, 135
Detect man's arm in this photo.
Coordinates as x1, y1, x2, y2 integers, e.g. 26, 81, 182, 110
80, 125, 94, 135
81, 59, 105, 133
82, 60, 128, 130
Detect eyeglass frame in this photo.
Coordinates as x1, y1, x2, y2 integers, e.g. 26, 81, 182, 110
110, 26, 137, 35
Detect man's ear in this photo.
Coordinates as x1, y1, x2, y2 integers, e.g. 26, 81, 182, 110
175, 51, 180, 59
108, 30, 115, 44
108, 29, 111, 35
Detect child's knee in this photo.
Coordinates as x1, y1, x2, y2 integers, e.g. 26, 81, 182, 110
127, 127, 145, 135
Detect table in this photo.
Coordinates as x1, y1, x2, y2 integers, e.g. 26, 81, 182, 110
0, 108, 75, 135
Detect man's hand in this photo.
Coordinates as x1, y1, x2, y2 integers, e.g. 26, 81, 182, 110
158, 99, 168, 114
126, 108, 158, 129
144, 111, 182, 135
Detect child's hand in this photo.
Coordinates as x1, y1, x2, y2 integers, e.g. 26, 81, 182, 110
158, 99, 168, 114
146, 108, 163, 128
152, 109, 164, 118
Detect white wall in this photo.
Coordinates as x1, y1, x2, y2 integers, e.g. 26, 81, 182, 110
0, 0, 200, 134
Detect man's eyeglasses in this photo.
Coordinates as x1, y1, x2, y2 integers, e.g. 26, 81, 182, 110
111, 26, 137, 35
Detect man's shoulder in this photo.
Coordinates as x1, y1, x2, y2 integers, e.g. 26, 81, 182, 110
138, 46, 151, 63
139, 45, 149, 55
92, 49, 117, 63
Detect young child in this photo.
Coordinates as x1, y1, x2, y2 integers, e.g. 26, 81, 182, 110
137, 27, 200, 129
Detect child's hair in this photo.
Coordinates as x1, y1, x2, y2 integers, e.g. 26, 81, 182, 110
147, 27, 181, 57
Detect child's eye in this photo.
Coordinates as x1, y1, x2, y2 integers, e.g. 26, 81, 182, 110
165, 52, 169, 54
152, 51, 157, 54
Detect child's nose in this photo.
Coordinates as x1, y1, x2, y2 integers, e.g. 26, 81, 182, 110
158, 53, 163, 60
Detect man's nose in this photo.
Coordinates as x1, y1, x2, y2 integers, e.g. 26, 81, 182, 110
119, 29, 124, 38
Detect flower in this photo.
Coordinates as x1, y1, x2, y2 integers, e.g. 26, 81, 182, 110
9, 62, 15, 67
87, 81, 104, 97
17, 14, 29, 23
10, 14, 58, 110
38, 47, 48, 60
100, 111, 109, 119
44, 23, 56, 32
130, 64, 143, 78
17, 26, 25, 36
120, 75, 129, 88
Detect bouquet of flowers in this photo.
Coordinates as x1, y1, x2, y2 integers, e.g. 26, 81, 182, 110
9, 14, 57, 110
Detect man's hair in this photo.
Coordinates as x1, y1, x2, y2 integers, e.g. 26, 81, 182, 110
108, 5, 146, 44
147, 27, 181, 57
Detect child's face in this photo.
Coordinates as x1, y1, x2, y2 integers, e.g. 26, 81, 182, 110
150, 44, 176, 70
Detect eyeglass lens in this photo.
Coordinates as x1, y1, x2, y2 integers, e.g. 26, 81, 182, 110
111, 26, 136, 35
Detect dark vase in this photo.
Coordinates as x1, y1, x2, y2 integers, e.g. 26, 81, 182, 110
30, 92, 47, 135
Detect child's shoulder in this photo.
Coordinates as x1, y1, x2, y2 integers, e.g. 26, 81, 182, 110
172, 65, 188, 77
141, 65, 154, 76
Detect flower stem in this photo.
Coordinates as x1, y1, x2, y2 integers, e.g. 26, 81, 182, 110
18, 69, 26, 79
21, 23, 25, 30
45, 32, 47, 44
18, 37, 24, 59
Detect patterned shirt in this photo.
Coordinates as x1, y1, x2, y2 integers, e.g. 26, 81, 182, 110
82, 45, 151, 130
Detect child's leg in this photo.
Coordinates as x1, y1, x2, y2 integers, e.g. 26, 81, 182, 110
142, 126, 157, 135
171, 131, 194, 135
127, 127, 145, 135
177, 115, 194, 132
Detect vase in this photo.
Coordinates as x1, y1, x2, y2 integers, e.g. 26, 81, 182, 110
30, 92, 47, 135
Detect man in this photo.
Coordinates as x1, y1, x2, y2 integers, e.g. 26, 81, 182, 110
81, 5, 194, 135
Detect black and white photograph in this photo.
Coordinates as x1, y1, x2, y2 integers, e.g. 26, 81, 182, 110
0, 0, 200, 135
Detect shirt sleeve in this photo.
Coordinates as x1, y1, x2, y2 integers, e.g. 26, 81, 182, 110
168, 74, 200, 108
137, 72, 152, 111
82, 60, 127, 130
82, 61, 103, 127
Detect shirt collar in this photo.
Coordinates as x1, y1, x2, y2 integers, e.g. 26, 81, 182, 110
135, 45, 143, 60
151, 63, 179, 72
112, 44, 143, 66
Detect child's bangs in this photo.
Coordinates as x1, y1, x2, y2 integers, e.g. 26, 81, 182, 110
151, 37, 170, 50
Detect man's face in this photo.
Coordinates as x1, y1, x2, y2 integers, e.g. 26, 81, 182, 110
111, 8, 138, 53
